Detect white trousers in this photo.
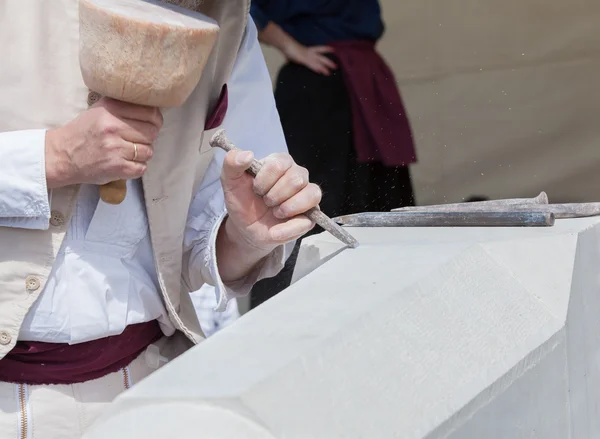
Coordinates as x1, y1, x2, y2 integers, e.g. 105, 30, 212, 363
0, 335, 188, 439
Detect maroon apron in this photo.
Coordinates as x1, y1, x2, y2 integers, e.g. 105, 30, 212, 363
330, 40, 417, 167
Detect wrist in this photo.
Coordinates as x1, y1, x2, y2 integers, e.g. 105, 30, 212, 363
222, 216, 274, 259
44, 128, 72, 189
261, 21, 302, 61
281, 39, 301, 61
216, 217, 273, 283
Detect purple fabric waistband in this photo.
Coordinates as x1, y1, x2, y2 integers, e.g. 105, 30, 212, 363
0, 320, 163, 385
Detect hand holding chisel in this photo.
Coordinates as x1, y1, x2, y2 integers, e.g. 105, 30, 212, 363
210, 129, 360, 249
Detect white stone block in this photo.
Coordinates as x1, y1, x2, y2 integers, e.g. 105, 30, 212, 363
83, 218, 600, 439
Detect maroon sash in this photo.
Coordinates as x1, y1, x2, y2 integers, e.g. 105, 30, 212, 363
0, 320, 162, 385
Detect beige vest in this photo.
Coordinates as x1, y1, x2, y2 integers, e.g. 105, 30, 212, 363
0, 0, 250, 360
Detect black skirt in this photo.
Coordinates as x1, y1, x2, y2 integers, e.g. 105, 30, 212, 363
274, 61, 415, 216
250, 61, 415, 308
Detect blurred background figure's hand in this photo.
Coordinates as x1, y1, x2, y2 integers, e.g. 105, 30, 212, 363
282, 41, 337, 75
259, 22, 337, 75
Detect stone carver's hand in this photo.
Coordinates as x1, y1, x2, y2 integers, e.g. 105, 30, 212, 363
220, 150, 322, 252
44, 97, 163, 189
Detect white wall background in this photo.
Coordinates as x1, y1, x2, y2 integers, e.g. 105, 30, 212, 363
258, 0, 600, 205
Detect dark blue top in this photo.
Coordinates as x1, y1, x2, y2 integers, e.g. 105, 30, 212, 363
250, 0, 385, 47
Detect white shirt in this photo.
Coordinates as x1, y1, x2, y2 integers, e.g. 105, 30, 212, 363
0, 20, 287, 344
192, 285, 240, 338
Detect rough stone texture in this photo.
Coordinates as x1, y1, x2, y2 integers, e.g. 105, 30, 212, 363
83, 218, 600, 438
79, 0, 219, 107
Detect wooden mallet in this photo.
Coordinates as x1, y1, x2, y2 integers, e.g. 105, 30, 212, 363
78, 0, 219, 204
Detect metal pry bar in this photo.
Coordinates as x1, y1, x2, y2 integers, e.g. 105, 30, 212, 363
333, 211, 556, 227
390, 201, 600, 219
210, 129, 360, 249
391, 192, 549, 212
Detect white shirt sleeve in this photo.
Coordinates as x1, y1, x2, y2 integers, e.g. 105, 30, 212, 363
0, 129, 51, 230
191, 284, 240, 337
184, 18, 295, 311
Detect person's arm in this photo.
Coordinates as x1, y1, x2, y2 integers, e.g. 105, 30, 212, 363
254, 20, 299, 59
0, 97, 162, 231
183, 18, 314, 310
0, 129, 52, 229
250, 2, 337, 75
256, 21, 337, 76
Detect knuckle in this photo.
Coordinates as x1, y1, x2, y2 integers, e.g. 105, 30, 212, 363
155, 108, 164, 127
265, 157, 285, 175
268, 153, 293, 170
263, 187, 282, 206
98, 116, 119, 136
117, 162, 131, 175
291, 174, 306, 190
101, 136, 119, 152
102, 124, 119, 137
224, 151, 237, 168
277, 206, 288, 218
145, 124, 159, 142
280, 153, 294, 166
141, 106, 162, 128
292, 167, 309, 187
123, 162, 145, 178
253, 180, 267, 197
309, 183, 322, 201
136, 164, 147, 177
308, 182, 321, 192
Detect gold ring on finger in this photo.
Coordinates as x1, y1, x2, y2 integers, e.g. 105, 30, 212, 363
132, 142, 138, 161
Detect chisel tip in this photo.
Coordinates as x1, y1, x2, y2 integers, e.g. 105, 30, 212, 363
348, 239, 360, 249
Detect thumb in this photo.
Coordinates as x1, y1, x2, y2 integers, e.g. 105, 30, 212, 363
221, 149, 255, 182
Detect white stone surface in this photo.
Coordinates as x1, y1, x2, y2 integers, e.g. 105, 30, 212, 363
83, 218, 600, 438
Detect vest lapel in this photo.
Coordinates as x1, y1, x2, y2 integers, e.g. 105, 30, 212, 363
143, 0, 250, 341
